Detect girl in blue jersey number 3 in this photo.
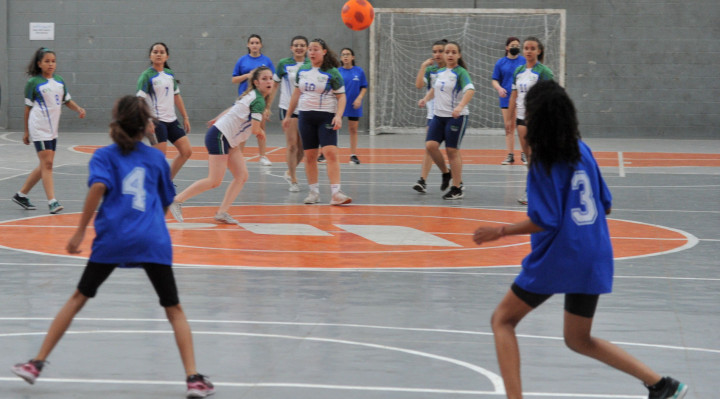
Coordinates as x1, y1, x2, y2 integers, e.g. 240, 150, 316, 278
11, 96, 215, 399
473, 81, 687, 399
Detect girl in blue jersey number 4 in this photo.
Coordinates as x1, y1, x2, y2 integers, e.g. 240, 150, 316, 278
11, 96, 215, 399
12, 47, 86, 214
473, 81, 687, 399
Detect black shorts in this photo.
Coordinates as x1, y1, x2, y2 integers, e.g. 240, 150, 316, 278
298, 110, 338, 150
511, 283, 599, 318
347, 116, 359, 121
77, 262, 180, 307
516, 118, 526, 127
279, 108, 299, 120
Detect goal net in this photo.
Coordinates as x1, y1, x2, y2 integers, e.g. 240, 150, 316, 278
369, 8, 566, 135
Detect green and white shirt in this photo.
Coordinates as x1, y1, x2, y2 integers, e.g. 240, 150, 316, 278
214, 89, 266, 148
294, 65, 345, 113
512, 63, 554, 120
423, 65, 441, 119
136, 67, 180, 122
274, 57, 308, 111
432, 66, 475, 117
24, 75, 72, 141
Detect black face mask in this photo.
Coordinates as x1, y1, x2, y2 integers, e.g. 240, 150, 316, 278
509, 47, 520, 56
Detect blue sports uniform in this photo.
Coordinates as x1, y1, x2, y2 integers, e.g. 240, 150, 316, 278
516, 141, 614, 295
338, 66, 367, 118
88, 142, 175, 266
232, 54, 275, 95
491, 55, 525, 108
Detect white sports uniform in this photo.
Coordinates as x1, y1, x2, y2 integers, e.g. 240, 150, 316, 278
136, 67, 180, 123
24, 75, 72, 141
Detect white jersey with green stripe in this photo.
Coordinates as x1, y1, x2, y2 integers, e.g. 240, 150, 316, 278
136, 67, 180, 122
423, 65, 441, 120
432, 66, 475, 117
214, 89, 266, 148
24, 75, 72, 141
274, 57, 308, 111
294, 65, 345, 113
512, 63, 554, 120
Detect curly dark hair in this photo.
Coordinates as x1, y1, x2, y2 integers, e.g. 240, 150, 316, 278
311, 38, 340, 70
525, 80, 581, 175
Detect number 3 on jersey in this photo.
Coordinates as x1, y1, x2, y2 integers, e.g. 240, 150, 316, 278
122, 167, 147, 212
571, 170, 598, 226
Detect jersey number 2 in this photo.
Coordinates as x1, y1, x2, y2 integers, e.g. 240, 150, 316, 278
571, 170, 598, 226
122, 167, 147, 212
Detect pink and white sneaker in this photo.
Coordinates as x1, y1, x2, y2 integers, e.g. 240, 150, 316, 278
11, 359, 46, 384
186, 373, 215, 398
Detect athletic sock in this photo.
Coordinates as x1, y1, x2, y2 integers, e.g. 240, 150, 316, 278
331, 184, 341, 195
309, 183, 319, 193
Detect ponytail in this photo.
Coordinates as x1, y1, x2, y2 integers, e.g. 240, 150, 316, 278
110, 96, 153, 154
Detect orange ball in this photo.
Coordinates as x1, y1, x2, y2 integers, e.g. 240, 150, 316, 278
341, 0, 375, 31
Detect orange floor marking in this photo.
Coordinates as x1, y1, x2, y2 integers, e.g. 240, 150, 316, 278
72, 146, 720, 168
0, 206, 690, 269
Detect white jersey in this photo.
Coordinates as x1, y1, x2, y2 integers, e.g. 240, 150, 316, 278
432, 66, 475, 117
24, 75, 72, 141
136, 67, 180, 122
295, 65, 345, 113
214, 89, 266, 148
423, 65, 441, 120
274, 57, 307, 111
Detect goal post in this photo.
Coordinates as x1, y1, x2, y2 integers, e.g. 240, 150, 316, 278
369, 8, 566, 135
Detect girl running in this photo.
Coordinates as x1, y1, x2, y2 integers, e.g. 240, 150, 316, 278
508, 36, 554, 205
418, 41, 475, 200
492, 37, 526, 165
282, 38, 350, 206
231, 34, 275, 166
169, 67, 273, 224
473, 80, 687, 399
12, 47, 86, 214
11, 95, 214, 399
136, 42, 192, 180
271, 35, 309, 192
412, 39, 447, 194
338, 47, 368, 165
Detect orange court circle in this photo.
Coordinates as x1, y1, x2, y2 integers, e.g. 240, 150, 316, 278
0, 205, 693, 269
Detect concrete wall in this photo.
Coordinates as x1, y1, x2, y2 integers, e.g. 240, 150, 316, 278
1, 0, 718, 138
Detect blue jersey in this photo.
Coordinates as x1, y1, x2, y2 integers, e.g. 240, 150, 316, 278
232, 54, 275, 95
516, 141, 614, 295
338, 66, 367, 118
88, 142, 175, 266
491, 56, 525, 108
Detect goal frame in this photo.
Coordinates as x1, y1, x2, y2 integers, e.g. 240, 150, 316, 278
368, 8, 566, 135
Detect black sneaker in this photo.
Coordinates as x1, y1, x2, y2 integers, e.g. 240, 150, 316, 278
647, 376, 688, 399
317, 154, 326, 164
413, 178, 427, 193
440, 170, 452, 191
349, 155, 360, 165
501, 153, 514, 165
442, 186, 464, 200
521, 152, 528, 165
12, 194, 36, 210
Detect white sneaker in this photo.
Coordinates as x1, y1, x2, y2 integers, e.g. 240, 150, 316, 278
517, 193, 528, 205
259, 156, 272, 166
289, 183, 300, 192
330, 191, 352, 205
304, 191, 320, 204
283, 170, 292, 184
169, 202, 184, 222
214, 212, 239, 225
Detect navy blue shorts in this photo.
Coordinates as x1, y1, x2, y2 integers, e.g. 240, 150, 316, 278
77, 262, 180, 307
298, 110, 337, 150
154, 120, 186, 144
279, 108, 298, 121
426, 115, 468, 149
33, 139, 57, 152
204, 126, 231, 155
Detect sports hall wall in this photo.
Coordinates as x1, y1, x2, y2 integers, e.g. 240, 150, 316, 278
0, 0, 717, 138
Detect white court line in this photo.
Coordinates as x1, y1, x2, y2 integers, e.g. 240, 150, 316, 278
0, 377, 644, 398
617, 151, 625, 177
1, 318, 718, 355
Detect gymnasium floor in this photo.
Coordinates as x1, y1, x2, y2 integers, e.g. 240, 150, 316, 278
0, 129, 717, 398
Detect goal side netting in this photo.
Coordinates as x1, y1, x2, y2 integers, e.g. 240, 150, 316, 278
369, 8, 566, 135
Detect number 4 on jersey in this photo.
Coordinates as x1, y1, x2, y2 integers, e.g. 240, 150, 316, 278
122, 167, 147, 212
